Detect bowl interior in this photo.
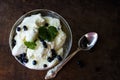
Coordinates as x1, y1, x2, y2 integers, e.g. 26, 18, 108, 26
9, 9, 72, 70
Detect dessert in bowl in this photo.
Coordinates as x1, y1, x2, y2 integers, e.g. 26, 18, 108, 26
9, 9, 72, 70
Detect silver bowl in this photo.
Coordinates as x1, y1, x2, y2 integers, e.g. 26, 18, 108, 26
9, 9, 72, 70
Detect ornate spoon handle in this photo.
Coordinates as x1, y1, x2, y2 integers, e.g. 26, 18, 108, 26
45, 48, 81, 79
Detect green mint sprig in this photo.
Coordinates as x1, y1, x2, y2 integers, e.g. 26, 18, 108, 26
39, 26, 58, 41
24, 41, 36, 49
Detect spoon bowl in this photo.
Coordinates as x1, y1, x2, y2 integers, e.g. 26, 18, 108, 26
78, 32, 98, 50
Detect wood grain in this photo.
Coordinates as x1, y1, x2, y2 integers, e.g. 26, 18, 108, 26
0, 0, 120, 80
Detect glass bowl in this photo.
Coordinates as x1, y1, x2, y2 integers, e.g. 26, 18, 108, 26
9, 9, 72, 70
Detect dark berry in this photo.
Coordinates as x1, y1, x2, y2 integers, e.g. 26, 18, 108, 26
12, 39, 16, 48
16, 53, 28, 64
43, 64, 47, 68
23, 58, 28, 63
23, 25, 28, 31
16, 56, 23, 63
33, 60, 37, 65
39, 37, 44, 42
45, 23, 49, 26
77, 60, 85, 68
57, 55, 62, 61
19, 58, 23, 63
51, 49, 57, 58
38, 37, 47, 48
16, 27, 21, 31
51, 49, 56, 53
47, 57, 53, 62
20, 53, 26, 58
80, 36, 89, 49
42, 41, 47, 48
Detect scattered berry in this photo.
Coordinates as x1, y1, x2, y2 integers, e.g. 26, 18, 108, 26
43, 64, 47, 68
77, 60, 85, 68
16, 56, 23, 63
20, 53, 26, 57
38, 37, 47, 48
23, 58, 28, 63
42, 41, 47, 48
16, 53, 28, 64
23, 25, 28, 31
33, 60, 37, 65
57, 55, 62, 61
39, 37, 44, 42
47, 57, 53, 62
51, 49, 57, 58
16, 27, 21, 31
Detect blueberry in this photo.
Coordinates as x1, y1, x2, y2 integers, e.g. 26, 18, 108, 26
33, 60, 37, 65
23, 58, 28, 63
51, 49, 56, 53
12, 39, 16, 48
77, 60, 85, 68
23, 25, 28, 31
57, 55, 62, 61
43, 64, 47, 68
45, 23, 49, 26
38, 37, 44, 42
16, 27, 21, 31
16, 53, 28, 64
38, 37, 47, 48
47, 57, 53, 62
51, 49, 57, 58
19, 58, 23, 63
42, 41, 47, 48
23, 53, 26, 57
20, 53, 26, 58
16, 56, 23, 63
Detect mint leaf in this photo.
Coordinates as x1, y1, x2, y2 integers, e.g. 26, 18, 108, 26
48, 26, 58, 41
39, 27, 51, 41
38, 26, 58, 41
24, 41, 36, 49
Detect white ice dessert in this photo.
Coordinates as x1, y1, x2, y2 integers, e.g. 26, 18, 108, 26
11, 14, 66, 70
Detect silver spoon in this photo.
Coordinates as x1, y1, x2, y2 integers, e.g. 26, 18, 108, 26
45, 32, 98, 79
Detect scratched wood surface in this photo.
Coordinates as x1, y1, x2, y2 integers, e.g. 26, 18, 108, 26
0, 0, 120, 80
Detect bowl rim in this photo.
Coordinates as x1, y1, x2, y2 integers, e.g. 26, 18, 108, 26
9, 9, 72, 70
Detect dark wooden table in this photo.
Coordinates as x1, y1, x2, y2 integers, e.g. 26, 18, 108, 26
0, 0, 120, 80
